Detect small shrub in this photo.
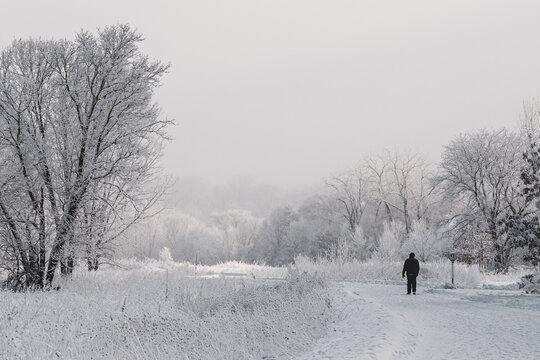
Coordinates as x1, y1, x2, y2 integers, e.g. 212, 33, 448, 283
159, 247, 173, 263
519, 274, 540, 294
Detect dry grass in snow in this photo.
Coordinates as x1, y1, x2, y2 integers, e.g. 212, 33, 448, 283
0, 262, 332, 360
293, 256, 484, 288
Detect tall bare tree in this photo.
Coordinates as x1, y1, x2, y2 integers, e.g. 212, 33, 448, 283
326, 168, 368, 233
364, 155, 394, 223
386, 150, 428, 234
0, 25, 171, 288
364, 151, 437, 235
436, 129, 523, 271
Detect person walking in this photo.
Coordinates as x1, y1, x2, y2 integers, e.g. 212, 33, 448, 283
402, 252, 420, 295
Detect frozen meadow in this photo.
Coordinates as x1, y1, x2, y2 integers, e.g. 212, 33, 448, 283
0, 261, 331, 359
0, 259, 539, 359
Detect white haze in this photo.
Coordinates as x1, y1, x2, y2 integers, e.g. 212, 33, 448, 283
2, 1, 540, 190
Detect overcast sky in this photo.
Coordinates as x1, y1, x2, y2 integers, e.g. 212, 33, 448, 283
2, 1, 540, 189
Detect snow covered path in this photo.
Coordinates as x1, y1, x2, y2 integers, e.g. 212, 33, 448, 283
296, 280, 540, 360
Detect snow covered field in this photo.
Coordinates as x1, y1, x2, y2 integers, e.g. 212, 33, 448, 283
0, 261, 538, 359
0, 262, 332, 359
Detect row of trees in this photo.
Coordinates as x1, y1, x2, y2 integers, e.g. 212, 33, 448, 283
320, 106, 540, 271
120, 148, 447, 267
0, 25, 170, 289
121, 196, 447, 268
124, 210, 262, 265
122, 106, 540, 272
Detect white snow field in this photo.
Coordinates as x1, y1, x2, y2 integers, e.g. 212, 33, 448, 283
1, 260, 539, 359
0, 262, 332, 360
296, 280, 540, 360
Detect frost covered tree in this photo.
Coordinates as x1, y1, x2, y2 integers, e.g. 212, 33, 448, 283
0, 25, 170, 288
159, 213, 222, 264
211, 209, 262, 261
326, 168, 368, 233
401, 220, 446, 261
250, 206, 299, 266
386, 151, 426, 234
159, 246, 173, 263
373, 222, 403, 262
436, 129, 523, 271
506, 102, 540, 266
275, 195, 347, 261
364, 154, 395, 223
364, 151, 438, 234
322, 151, 439, 261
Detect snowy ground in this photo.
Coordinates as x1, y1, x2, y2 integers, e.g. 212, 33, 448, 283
296, 280, 540, 360
1, 261, 539, 359
0, 263, 331, 360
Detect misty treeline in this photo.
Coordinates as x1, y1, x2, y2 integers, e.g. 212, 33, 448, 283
0, 25, 170, 290
123, 105, 540, 274
123, 152, 446, 267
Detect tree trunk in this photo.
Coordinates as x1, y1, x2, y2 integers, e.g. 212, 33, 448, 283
385, 202, 393, 222
60, 257, 74, 275
45, 256, 58, 285
489, 220, 511, 273
87, 257, 99, 271
403, 198, 410, 235
45, 193, 85, 285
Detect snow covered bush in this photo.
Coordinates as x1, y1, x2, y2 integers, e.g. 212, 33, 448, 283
159, 247, 173, 263
371, 222, 403, 276
519, 273, 540, 294
350, 227, 372, 261
400, 220, 448, 261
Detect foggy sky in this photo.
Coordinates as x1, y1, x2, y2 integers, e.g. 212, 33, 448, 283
2, 1, 540, 189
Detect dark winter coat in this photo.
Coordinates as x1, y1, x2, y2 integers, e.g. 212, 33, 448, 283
402, 257, 420, 277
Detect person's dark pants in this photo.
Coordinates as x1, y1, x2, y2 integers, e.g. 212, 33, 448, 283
407, 274, 417, 294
